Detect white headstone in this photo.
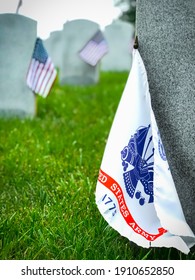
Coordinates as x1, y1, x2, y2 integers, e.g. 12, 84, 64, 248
0, 14, 37, 118
44, 30, 63, 70
101, 20, 134, 72
60, 19, 100, 85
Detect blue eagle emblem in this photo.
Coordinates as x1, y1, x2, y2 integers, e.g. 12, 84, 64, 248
121, 125, 154, 206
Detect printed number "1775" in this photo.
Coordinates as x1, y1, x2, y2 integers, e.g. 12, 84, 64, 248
102, 194, 117, 216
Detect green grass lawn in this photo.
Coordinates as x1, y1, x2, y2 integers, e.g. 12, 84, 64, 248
0, 72, 194, 260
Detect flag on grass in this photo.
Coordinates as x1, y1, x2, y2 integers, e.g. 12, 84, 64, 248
95, 48, 195, 254
79, 30, 108, 66
26, 38, 57, 98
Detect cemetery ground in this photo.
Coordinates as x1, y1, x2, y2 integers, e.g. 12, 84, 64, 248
0, 72, 194, 260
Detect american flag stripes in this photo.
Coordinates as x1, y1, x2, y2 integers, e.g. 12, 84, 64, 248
79, 30, 109, 66
26, 38, 57, 98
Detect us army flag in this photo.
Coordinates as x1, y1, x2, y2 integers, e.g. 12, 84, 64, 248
95, 49, 195, 254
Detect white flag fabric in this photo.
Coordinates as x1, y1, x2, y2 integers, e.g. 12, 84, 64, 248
95, 49, 195, 254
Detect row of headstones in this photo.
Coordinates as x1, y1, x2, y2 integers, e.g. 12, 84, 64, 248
44, 18, 135, 85
0, 14, 134, 118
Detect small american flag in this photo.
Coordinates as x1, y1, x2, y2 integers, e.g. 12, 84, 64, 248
79, 30, 109, 66
26, 38, 57, 98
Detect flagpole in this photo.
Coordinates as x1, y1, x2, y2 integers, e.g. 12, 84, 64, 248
16, 0, 23, 14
